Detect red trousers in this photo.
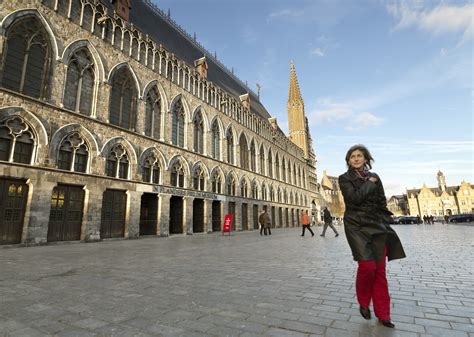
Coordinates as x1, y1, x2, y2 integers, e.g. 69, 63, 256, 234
356, 246, 390, 320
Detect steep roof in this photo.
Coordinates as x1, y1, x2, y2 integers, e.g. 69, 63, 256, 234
104, 0, 272, 120
288, 63, 303, 104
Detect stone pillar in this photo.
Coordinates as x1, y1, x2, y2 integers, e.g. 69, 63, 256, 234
135, 98, 146, 136
204, 198, 213, 233
234, 199, 242, 231
83, 186, 104, 242
183, 196, 194, 234
126, 190, 141, 239
96, 83, 111, 123
158, 193, 171, 236
24, 180, 56, 244
246, 202, 252, 231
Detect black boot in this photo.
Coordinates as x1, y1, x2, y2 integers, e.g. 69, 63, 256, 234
378, 319, 395, 328
359, 306, 371, 320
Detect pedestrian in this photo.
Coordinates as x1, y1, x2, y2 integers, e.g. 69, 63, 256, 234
301, 210, 314, 237
339, 144, 406, 329
311, 214, 316, 226
259, 207, 271, 235
444, 214, 449, 224
320, 207, 339, 237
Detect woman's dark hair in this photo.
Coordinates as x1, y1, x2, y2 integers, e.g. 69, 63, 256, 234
345, 144, 374, 169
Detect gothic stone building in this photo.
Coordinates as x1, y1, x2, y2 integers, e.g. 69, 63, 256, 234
319, 170, 345, 219
407, 171, 474, 217
0, 0, 318, 245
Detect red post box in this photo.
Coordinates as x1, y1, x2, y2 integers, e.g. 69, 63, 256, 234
223, 213, 232, 235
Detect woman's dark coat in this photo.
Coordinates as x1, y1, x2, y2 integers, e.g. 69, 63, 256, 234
339, 169, 406, 262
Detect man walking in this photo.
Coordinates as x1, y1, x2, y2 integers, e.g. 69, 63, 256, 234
259, 207, 271, 235
321, 206, 339, 237
301, 210, 314, 237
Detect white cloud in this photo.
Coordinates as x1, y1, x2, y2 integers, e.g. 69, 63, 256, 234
387, 2, 474, 45
353, 112, 383, 127
310, 47, 325, 57
308, 99, 384, 131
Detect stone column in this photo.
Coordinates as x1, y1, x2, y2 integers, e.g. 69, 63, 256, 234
183, 196, 194, 234
96, 83, 111, 123
83, 186, 104, 242
135, 98, 146, 136
24, 180, 56, 244
246, 201, 252, 231
158, 193, 171, 236
126, 190, 141, 239
204, 198, 213, 233
234, 199, 242, 231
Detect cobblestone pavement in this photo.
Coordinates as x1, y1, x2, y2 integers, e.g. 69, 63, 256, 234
1, 223, 473, 337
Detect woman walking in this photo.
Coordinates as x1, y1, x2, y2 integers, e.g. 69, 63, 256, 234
339, 145, 406, 328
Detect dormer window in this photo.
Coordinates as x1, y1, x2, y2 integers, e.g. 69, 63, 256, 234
194, 56, 208, 79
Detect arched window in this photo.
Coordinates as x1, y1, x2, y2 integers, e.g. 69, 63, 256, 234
144, 86, 161, 139
142, 155, 160, 184
192, 165, 205, 191
282, 160, 286, 182
63, 48, 95, 115
105, 144, 129, 179
251, 181, 258, 199
259, 146, 265, 175
267, 149, 273, 178
241, 180, 248, 198
193, 110, 204, 154
1, 17, 52, 99
170, 160, 185, 188
211, 121, 220, 160
109, 67, 137, 130
293, 164, 297, 185
57, 133, 88, 173
298, 167, 301, 187
227, 174, 236, 196
250, 141, 256, 172
275, 154, 280, 180
226, 130, 234, 164
269, 186, 274, 202
262, 184, 267, 201
211, 171, 222, 193
239, 134, 248, 170
171, 99, 185, 147
0, 116, 34, 164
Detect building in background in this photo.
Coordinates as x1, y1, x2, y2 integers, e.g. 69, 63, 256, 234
319, 170, 345, 219
406, 171, 473, 217
0, 0, 318, 245
387, 195, 408, 216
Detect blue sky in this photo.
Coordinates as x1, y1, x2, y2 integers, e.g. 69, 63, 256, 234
153, 0, 473, 197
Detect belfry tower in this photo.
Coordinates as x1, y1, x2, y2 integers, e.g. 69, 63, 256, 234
287, 63, 318, 208
287, 63, 315, 161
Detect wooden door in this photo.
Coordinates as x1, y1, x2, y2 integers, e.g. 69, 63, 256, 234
100, 189, 126, 238
48, 184, 84, 242
0, 179, 28, 245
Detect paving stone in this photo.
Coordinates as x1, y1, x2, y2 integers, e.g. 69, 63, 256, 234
0, 226, 472, 337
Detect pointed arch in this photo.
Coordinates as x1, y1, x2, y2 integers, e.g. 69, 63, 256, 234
167, 154, 191, 177
142, 79, 169, 111
101, 136, 137, 165
107, 62, 141, 99
0, 107, 48, 147
61, 39, 105, 82
49, 123, 99, 161
138, 146, 167, 171
1, 9, 60, 61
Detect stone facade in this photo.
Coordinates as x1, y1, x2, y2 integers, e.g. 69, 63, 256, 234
0, 0, 318, 245
406, 171, 474, 217
319, 170, 345, 219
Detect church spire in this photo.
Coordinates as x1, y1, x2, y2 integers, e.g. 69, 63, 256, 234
287, 62, 309, 157
288, 62, 304, 104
